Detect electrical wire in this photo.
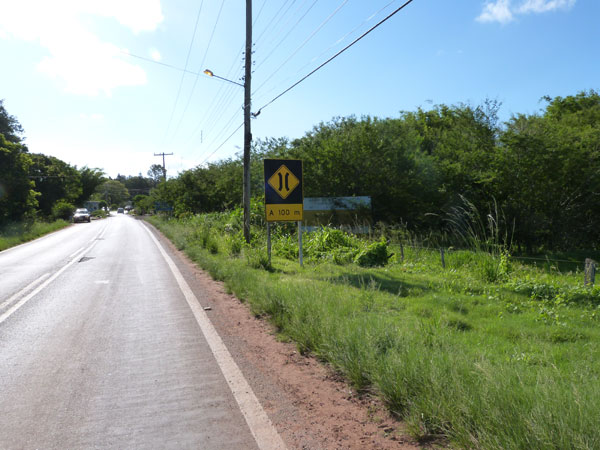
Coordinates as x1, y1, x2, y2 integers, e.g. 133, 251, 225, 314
120, 50, 200, 75
200, 122, 244, 165
253, 0, 399, 105
161, 0, 205, 144
253, 0, 317, 72
254, 0, 294, 48
254, 0, 416, 117
171, 0, 226, 139
252, 0, 349, 96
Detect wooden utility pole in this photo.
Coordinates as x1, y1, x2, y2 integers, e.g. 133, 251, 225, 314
243, 0, 252, 244
154, 152, 173, 181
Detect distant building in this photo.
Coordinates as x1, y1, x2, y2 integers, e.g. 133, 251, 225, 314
84, 201, 100, 212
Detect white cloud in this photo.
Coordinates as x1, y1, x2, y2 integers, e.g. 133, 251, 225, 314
0, 0, 163, 96
518, 0, 576, 13
477, 0, 576, 24
477, 0, 514, 24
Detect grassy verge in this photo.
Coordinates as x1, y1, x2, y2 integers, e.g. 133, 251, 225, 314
147, 214, 600, 449
0, 220, 70, 252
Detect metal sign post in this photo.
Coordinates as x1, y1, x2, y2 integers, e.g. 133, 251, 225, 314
298, 221, 303, 267
264, 159, 304, 266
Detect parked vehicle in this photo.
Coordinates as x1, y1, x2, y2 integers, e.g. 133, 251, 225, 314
73, 208, 91, 223
117, 208, 124, 214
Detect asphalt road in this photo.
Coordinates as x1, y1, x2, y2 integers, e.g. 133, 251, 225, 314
0, 214, 283, 449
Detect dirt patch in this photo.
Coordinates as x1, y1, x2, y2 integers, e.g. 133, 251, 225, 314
150, 223, 420, 449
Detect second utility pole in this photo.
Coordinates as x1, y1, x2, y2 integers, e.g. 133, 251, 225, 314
243, 0, 252, 244
154, 152, 173, 182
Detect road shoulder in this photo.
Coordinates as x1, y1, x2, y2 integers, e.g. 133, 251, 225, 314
143, 220, 419, 449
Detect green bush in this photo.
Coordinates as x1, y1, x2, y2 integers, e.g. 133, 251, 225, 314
52, 200, 75, 221
355, 239, 390, 267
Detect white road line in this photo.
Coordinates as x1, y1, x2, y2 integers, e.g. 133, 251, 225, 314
68, 247, 84, 259
0, 273, 50, 310
0, 225, 109, 326
141, 222, 287, 450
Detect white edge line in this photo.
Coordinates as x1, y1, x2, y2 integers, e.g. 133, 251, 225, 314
0, 273, 51, 310
141, 222, 287, 450
0, 226, 108, 325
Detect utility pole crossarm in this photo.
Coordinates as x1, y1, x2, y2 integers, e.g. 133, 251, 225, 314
154, 152, 174, 181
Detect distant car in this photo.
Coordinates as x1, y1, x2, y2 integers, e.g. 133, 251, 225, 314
73, 208, 91, 223
117, 208, 124, 214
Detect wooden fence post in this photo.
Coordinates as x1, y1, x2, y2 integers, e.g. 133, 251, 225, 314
440, 248, 446, 269
585, 258, 596, 287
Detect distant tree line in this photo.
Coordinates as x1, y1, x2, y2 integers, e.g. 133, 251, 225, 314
147, 90, 599, 252
0, 100, 158, 226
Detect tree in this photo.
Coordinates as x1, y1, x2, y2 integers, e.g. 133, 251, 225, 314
148, 164, 164, 186
494, 91, 600, 250
0, 99, 25, 144
76, 167, 105, 205
0, 134, 38, 226
29, 153, 82, 217
96, 180, 130, 207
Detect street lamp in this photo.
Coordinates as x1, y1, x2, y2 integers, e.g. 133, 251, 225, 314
203, 69, 245, 88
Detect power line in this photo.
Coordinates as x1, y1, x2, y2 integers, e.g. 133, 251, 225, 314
254, 0, 416, 116
120, 50, 201, 75
162, 0, 205, 143
255, 0, 401, 104
201, 122, 244, 165
171, 0, 226, 140
254, 0, 294, 47
253, 0, 318, 73
252, 0, 349, 96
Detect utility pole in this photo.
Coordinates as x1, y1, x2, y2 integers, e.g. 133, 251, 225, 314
154, 152, 173, 181
243, 0, 252, 244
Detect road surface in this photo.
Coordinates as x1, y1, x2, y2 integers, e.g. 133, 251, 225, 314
0, 214, 284, 449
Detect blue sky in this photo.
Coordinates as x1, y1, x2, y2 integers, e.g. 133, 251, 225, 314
0, 0, 597, 178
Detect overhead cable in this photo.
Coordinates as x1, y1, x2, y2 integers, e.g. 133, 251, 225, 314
254, 0, 416, 117
162, 0, 205, 143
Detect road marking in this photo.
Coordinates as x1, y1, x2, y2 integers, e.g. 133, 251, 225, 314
0, 273, 50, 311
0, 225, 108, 326
141, 222, 287, 450
69, 247, 84, 259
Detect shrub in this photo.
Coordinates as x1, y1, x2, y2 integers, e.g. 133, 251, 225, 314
355, 239, 390, 267
52, 200, 75, 221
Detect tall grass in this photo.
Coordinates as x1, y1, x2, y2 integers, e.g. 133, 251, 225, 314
147, 214, 600, 449
0, 220, 69, 251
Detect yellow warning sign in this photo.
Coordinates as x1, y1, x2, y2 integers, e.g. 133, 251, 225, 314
267, 165, 299, 199
266, 204, 303, 221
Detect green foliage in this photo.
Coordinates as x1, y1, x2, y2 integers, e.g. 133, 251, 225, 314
354, 239, 391, 267
0, 220, 69, 251
0, 134, 38, 226
0, 99, 25, 143
96, 180, 129, 207
29, 153, 82, 217
149, 212, 600, 449
52, 200, 75, 221
91, 209, 108, 218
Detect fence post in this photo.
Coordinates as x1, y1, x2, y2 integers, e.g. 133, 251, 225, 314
585, 258, 596, 287
440, 248, 446, 269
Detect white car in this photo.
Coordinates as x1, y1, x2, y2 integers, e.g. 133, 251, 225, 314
73, 208, 91, 223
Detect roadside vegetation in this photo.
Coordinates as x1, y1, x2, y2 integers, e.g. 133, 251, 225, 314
0, 99, 158, 249
0, 220, 69, 252
148, 209, 600, 448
